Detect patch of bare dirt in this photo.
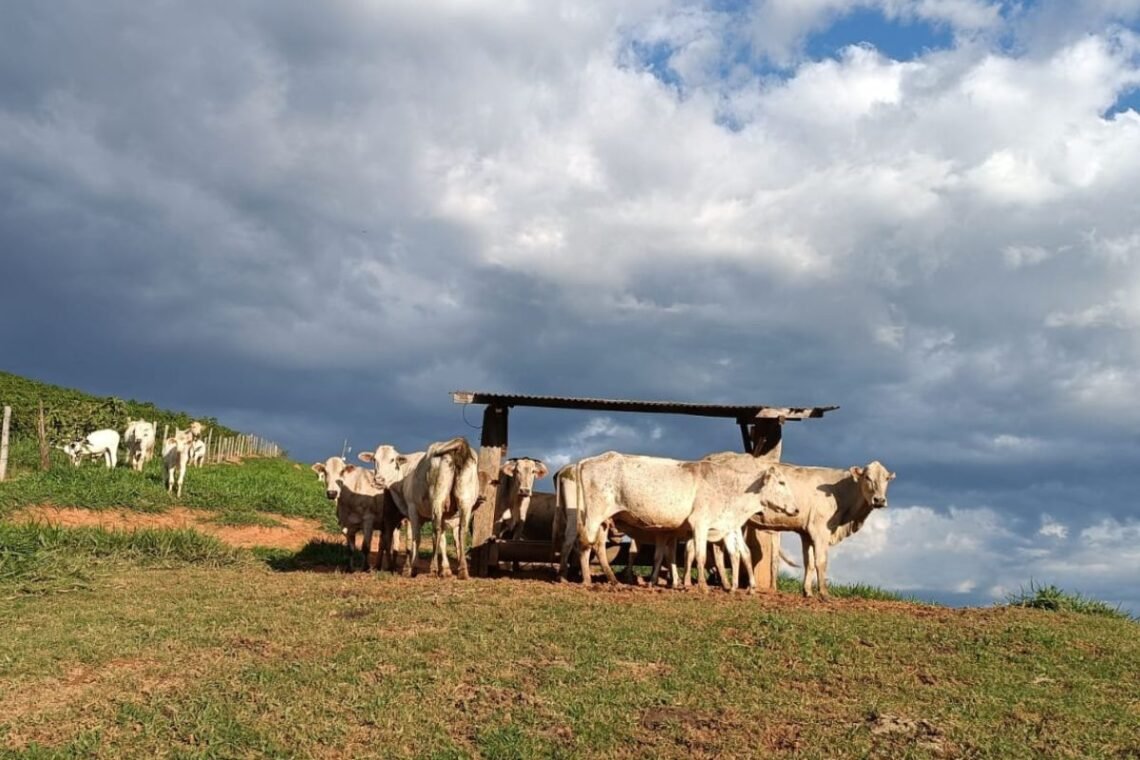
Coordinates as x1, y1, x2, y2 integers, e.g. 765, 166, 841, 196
866, 712, 956, 757
11, 506, 336, 550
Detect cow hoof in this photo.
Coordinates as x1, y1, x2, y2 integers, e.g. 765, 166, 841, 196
457, 569, 469, 580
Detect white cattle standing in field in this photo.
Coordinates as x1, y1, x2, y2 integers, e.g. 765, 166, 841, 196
188, 439, 206, 468
162, 428, 193, 497
567, 451, 800, 592
369, 437, 480, 579
60, 429, 120, 469
359, 444, 426, 574
497, 457, 550, 539
312, 456, 389, 572
123, 420, 156, 472
748, 460, 895, 598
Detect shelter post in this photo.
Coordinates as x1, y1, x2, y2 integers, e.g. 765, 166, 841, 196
470, 404, 509, 575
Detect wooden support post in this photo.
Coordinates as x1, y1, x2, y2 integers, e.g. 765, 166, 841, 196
744, 417, 783, 592
0, 406, 10, 482
38, 401, 50, 470
739, 422, 754, 454
470, 405, 509, 576
745, 527, 780, 592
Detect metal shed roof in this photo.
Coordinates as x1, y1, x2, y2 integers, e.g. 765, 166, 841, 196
450, 391, 837, 423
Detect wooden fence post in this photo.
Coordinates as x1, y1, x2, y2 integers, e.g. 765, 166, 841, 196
0, 406, 11, 482
38, 401, 50, 470
206, 429, 213, 465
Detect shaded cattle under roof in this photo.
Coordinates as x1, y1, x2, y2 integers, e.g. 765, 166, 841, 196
452, 390, 839, 581
450, 391, 837, 423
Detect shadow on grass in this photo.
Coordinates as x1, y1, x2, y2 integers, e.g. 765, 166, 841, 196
254, 540, 346, 572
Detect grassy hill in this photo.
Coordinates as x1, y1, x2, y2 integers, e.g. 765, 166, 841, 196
0, 370, 241, 474
0, 371, 1135, 757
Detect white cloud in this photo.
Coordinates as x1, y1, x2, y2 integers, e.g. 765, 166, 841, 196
798, 505, 1140, 613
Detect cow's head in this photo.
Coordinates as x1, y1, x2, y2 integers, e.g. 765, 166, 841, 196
60, 441, 85, 467
501, 457, 548, 498
849, 461, 896, 509
312, 456, 350, 500
190, 421, 204, 439
756, 465, 799, 516
359, 445, 409, 491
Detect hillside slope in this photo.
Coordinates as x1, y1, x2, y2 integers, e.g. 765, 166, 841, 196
0, 370, 238, 445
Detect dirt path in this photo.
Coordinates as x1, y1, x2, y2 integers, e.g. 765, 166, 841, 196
11, 506, 337, 551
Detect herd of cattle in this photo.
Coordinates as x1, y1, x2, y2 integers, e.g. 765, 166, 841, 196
313, 436, 896, 598
58, 420, 208, 496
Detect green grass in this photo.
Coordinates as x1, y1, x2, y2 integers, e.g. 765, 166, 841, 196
0, 563, 1137, 758
774, 572, 911, 602
0, 457, 337, 531
0, 522, 238, 595
1007, 581, 1134, 621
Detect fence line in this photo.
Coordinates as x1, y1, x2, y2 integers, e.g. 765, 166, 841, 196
207, 431, 281, 464
0, 398, 286, 473
0, 406, 11, 482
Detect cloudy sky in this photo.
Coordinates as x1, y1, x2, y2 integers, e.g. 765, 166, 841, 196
2, 1, 1138, 612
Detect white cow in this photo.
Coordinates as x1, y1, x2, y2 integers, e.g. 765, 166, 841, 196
188, 439, 206, 468
747, 461, 896, 598
162, 428, 193, 497
123, 420, 156, 472
568, 451, 800, 592
312, 456, 388, 572
60, 429, 120, 469
369, 437, 480, 579
358, 445, 427, 574
496, 457, 550, 539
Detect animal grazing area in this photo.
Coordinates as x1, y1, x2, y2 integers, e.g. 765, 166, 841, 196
1, 374, 1137, 758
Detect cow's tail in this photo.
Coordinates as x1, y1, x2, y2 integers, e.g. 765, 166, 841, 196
778, 547, 799, 568
428, 436, 473, 462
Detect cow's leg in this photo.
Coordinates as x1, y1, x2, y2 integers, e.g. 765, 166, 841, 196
594, 532, 620, 585
666, 541, 681, 590
622, 539, 640, 585
733, 531, 756, 594
692, 523, 711, 593
344, 527, 357, 572
435, 518, 451, 578
811, 530, 831, 600
683, 539, 695, 589
711, 543, 729, 591
649, 542, 666, 587
802, 535, 816, 597
361, 513, 375, 572
405, 511, 421, 577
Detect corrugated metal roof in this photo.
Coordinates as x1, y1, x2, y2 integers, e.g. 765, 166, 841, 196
450, 391, 837, 422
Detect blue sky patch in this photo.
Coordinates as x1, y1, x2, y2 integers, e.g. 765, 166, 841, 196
806, 7, 953, 61
1106, 87, 1140, 119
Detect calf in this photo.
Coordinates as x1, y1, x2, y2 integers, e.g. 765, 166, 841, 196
312, 456, 387, 572
61, 429, 120, 469
497, 457, 549, 539
162, 428, 193, 497
188, 439, 206, 468
124, 420, 156, 472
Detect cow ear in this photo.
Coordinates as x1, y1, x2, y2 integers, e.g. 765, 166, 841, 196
849, 466, 864, 480
501, 460, 517, 477
888, 471, 897, 481
311, 463, 326, 474
535, 462, 549, 478
358, 451, 374, 463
